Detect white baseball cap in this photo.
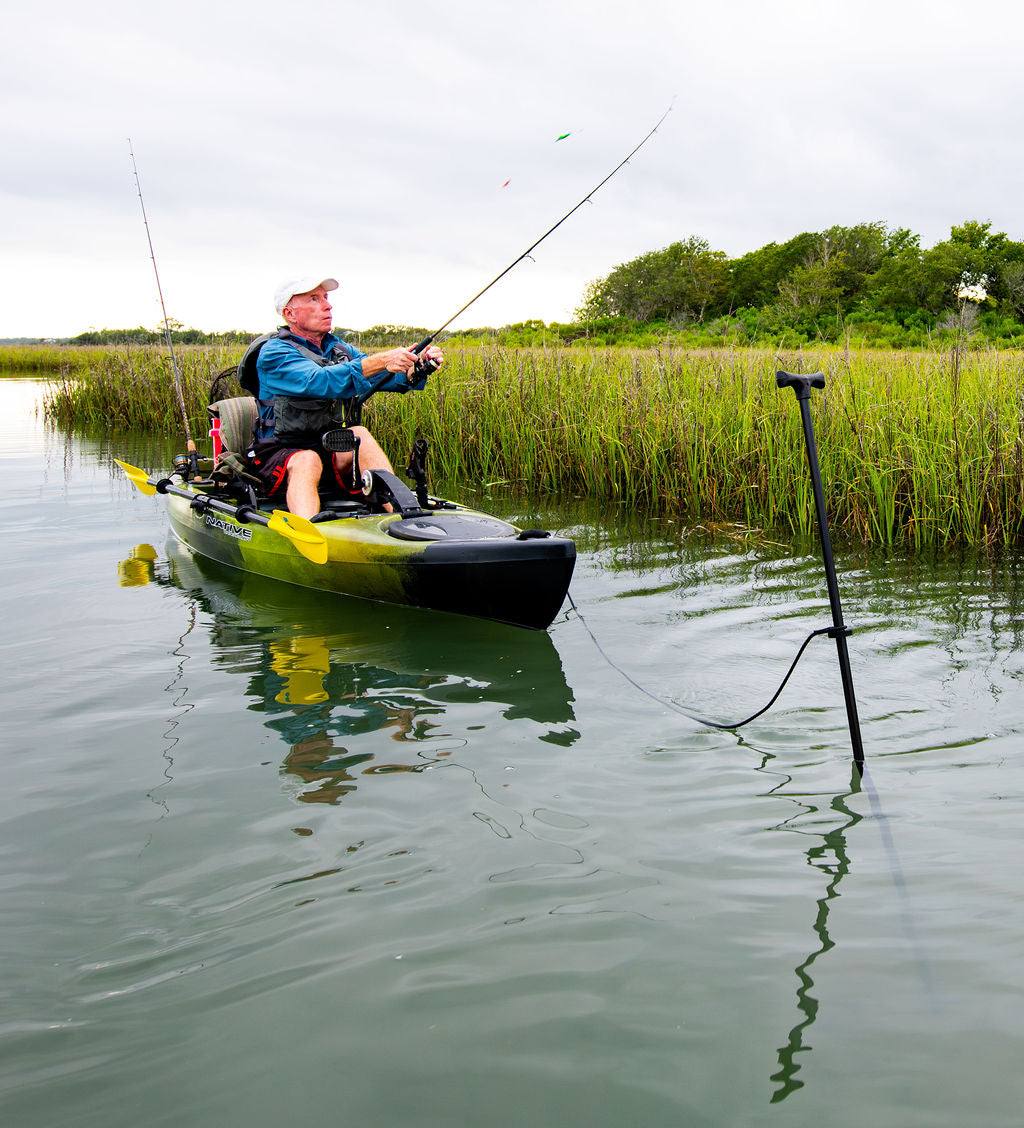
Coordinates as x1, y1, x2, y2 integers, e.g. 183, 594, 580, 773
274, 275, 339, 316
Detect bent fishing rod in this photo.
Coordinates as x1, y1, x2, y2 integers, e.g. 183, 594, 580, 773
353, 103, 672, 412
128, 139, 200, 477
412, 102, 673, 355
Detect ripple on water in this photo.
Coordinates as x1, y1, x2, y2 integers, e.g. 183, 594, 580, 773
6, 386, 1024, 1126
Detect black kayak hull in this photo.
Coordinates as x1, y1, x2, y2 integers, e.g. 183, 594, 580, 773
166, 490, 576, 630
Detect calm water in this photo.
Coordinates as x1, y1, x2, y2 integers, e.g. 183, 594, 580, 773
3, 378, 1024, 1127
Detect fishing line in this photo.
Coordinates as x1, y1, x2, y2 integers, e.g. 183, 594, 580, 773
128, 139, 199, 476
353, 102, 673, 412
414, 101, 674, 352
567, 590, 836, 730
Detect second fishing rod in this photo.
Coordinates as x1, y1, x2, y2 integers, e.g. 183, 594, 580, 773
129, 139, 202, 479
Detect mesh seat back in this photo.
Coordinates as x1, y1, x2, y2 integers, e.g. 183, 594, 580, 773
208, 396, 258, 454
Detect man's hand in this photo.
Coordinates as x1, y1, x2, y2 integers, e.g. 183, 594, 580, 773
410, 344, 443, 383
367, 344, 443, 382
381, 347, 418, 374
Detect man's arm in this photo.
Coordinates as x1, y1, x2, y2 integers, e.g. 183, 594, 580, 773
257, 338, 443, 400
258, 339, 439, 399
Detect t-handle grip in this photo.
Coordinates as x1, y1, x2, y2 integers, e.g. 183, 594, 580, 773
776, 370, 826, 399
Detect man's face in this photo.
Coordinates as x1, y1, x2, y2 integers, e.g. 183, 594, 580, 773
284, 286, 333, 337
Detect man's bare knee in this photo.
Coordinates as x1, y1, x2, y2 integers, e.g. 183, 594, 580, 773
349, 427, 393, 472
288, 450, 321, 479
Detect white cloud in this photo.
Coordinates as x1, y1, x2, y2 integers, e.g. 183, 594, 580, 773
5, 0, 1024, 336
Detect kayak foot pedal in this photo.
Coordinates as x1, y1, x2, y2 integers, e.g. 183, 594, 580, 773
322, 428, 359, 453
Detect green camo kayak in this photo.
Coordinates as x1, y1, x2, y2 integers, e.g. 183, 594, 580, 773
118, 461, 575, 630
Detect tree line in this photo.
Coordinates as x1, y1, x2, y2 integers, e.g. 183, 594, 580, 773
55, 220, 1024, 351
574, 220, 1024, 346
68, 322, 255, 346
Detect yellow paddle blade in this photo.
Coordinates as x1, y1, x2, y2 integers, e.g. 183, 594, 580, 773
114, 458, 157, 496
268, 509, 329, 565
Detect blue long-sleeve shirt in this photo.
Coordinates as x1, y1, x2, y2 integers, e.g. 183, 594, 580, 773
254, 330, 413, 440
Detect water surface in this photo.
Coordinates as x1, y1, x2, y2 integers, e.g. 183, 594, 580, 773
3, 379, 1024, 1127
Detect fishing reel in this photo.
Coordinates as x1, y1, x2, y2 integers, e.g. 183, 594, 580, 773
411, 355, 439, 382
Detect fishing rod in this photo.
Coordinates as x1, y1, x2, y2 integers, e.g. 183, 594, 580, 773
350, 103, 673, 416
412, 102, 672, 354
412, 106, 676, 351
128, 139, 200, 478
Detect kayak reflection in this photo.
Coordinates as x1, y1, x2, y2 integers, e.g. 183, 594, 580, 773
123, 541, 578, 804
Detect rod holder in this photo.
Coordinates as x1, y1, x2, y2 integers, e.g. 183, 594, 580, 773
777, 370, 865, 772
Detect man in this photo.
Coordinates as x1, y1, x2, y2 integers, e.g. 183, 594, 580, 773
251, 275, 442, 519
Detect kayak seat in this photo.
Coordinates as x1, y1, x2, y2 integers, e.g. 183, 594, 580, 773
207, 396, 373, 514
208, 396, 259, 458
205, 396, 261, 490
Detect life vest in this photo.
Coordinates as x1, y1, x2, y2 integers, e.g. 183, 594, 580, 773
236, 329, 359, 447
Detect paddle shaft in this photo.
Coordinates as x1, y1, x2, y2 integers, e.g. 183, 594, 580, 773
777, 371, 865, 773
156, 477, 268, 525
115, 459, 326, 562
154, 478, 326, 563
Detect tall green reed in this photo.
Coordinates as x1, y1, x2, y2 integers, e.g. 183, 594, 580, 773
43, 345, 241, 433
370, 345, 1024, 546
41, 342, 1024, 547
0, 344, 106, 377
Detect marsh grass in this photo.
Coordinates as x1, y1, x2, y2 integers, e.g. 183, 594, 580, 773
39, 342, 1024, 546
43, 345, 241, 431
0, 344, 105, 377
1, 342, 245, 378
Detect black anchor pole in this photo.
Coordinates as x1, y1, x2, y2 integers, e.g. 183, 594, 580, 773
776, 371, 865, 773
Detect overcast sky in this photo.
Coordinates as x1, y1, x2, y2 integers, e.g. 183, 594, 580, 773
4, 0, 1022, 338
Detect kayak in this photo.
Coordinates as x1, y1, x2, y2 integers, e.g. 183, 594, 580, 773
118, 461, 576, 631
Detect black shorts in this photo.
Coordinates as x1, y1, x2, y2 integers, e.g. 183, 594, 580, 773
248, 441, 350, 497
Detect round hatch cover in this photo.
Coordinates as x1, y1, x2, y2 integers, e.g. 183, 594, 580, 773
387, 513, 518, 541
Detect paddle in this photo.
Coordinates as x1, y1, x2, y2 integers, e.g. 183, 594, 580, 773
114, 460, 328, 565
114, 458, 158, 496
265, 510, 329, 565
